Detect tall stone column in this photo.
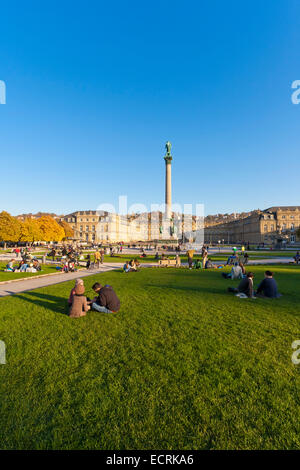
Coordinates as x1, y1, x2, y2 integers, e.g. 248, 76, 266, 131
164, 141, 172, 220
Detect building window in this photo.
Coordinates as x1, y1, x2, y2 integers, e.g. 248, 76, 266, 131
92, 225, 95, 231
282, 224, 286, 231
282, 216, 286, 219
291, 235, 296, 243
264, 225, 268, 232
86, 226, 89, 231
270, 225, 274, 231
291, 223, 295, 231
80, 225, 83, 232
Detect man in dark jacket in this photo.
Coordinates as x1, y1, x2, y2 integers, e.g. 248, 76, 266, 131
256, 271, 280, 298
228, 272, 254, 298
91, 282, 120, 313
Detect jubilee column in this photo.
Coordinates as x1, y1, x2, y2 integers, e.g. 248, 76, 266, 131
164, 141, 172, 219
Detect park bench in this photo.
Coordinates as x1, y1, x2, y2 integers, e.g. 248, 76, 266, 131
158, 258, 181, 268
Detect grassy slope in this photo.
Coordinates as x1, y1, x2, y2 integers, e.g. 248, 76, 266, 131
0, 265, 300, 449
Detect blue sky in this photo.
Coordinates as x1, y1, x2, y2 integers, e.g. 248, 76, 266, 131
0, 0, 299, 216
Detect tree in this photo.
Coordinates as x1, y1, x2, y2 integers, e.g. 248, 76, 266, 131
37, 216, 65, 242
0, 211, 21, 246
58, 220, 74, 239
19, 218, 42, 243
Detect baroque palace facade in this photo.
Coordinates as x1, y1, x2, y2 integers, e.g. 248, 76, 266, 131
62, 210, 203, 244
204, 206, 300, 246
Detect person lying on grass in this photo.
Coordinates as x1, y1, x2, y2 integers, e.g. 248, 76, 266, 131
256, 271, 281, 298
90, 282, 120, 313
69, 284, 90, 318
228, 272, 254, 298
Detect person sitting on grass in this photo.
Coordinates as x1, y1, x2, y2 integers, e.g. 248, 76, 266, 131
194, 259, 202, 269
228, 272, 254, 298
62, 259, 69, 273
68, 260, 76, 272
6, 259, 15, 272
33, 259, 41, 271
222, 262, 243, 279
90, 282, 120, 313
134, 258, 141, 269
129, 259, 137, 271
239, 261, 246, 276
256, 271, 281, 298
205, 258, 217, 269
69, 284, 90, 318
68, 278, 84, 308
20, 261, 28, 272
123, 261, 131, 273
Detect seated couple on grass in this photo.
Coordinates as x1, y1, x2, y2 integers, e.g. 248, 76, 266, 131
123, 259, 140, 273
228, 270, 281, 299
68, 279, 120, 318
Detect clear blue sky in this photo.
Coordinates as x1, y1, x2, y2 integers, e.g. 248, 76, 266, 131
1, 0, 299, 216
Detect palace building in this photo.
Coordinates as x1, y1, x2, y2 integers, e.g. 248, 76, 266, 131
204, 206, 300, 246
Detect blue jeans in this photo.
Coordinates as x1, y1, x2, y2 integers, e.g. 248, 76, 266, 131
92, 302, 113, 313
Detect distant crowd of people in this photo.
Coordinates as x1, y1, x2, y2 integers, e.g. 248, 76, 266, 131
5, 258, 41, 273
4, 247, 42, 273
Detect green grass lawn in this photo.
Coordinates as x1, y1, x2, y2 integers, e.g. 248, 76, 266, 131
0, 265, 300, 449
0, 263, 61, 282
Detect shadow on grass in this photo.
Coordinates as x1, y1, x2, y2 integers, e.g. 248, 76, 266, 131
146, 280, 287, 297
15, 291, 68, 315
145, 283, 227, 295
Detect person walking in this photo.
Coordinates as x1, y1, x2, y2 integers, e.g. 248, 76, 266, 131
186, 249, 195, 270
94, 249, 101, 268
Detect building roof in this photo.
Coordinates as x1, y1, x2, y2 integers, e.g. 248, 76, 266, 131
265, 206, 300, 212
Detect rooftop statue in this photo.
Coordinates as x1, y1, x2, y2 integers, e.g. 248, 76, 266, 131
165, 141, 172, 156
